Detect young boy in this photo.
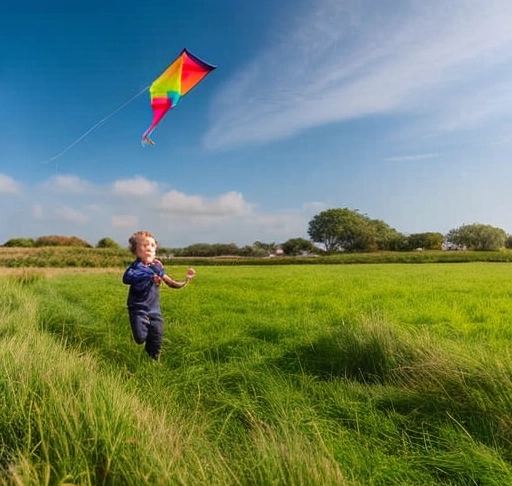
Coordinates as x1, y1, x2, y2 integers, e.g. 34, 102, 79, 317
123, 230, 195, 360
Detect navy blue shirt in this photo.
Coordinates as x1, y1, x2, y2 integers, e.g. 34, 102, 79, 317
123, 259, 165, 313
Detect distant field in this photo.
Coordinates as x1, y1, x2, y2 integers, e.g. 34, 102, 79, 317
2, 263, 512, 485
2, 245, 512, 268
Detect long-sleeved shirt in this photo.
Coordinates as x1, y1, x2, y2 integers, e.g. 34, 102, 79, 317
122, 259, 165, 313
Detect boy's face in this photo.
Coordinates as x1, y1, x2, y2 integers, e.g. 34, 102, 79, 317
136, 236, 157, 264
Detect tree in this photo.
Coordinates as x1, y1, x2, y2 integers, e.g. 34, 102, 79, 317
446, 223, 506, 251
180, 242, 241, 257
181, 243, 217, 257
96, 237, 120, 249
281, 238, 318, 256
407, 232, 444, 250
210, 243, 240, 256
369, 219, 406, 251
252, 241, 277, 255
308, 208, 380, 252
505, 235, 512, 249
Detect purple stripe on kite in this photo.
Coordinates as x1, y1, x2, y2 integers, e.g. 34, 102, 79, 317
182, 48, 217, 71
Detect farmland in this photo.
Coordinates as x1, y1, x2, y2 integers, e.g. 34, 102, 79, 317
2, 262, 512, 485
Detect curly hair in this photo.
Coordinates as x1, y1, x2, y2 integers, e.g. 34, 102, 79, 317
128, 231, 157, 254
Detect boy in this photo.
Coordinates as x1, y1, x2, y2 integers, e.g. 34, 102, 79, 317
123, 231, 195, 360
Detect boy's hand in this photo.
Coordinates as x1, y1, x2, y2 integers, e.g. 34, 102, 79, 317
186, 268, 196, 279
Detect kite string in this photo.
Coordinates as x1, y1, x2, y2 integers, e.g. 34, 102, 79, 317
43, 84, 150, 164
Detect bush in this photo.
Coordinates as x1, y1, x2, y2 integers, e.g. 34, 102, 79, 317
3, 238, 35, 247
96, 237, 120, 249
35, 235, 92, 247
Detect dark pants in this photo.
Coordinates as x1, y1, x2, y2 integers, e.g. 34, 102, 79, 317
128, 309, 164, 359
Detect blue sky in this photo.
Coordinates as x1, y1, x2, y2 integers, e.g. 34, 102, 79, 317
2, 0, 512, 248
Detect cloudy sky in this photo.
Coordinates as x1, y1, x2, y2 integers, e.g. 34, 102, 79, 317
2, 0, 512, 248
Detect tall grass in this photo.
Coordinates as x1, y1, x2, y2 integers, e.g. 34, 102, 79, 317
2, 264, 512, 485
0, 278, 232, 485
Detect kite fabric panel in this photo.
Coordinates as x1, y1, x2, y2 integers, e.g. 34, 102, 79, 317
142, 48, 216, 145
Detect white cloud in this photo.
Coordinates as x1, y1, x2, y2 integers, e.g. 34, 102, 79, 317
302, 201, 325, 212
0, 173, 21, 194
112, 176, 161, 196
30, 202, 88, 225
54, 206, 89, 224
42, 175, 93, 193
386, 153, 439, 162
203, 0, 512, 149
112, 215, 139, 228
159, 190, 252, 216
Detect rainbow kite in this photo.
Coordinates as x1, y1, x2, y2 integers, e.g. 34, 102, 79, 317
142, 48, 216, 146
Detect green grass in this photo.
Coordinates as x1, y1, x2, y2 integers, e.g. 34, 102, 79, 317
2, 263, 512, 485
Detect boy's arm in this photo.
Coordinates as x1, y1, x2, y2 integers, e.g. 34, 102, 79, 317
161, 268, 195, 289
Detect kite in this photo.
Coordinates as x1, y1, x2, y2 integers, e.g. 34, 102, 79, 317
44, 48, 215, 163
141, 48, 216, 146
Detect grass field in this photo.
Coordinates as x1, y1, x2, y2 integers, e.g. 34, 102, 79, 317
2, 263, 512, 485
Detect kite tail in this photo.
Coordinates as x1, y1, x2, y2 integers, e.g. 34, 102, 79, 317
141, 126, 157, 146
141, 136, 155, 147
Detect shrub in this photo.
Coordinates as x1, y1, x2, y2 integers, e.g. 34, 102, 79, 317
3, 238, 35, 247
96, 237, 120, 249
35, 235, 92, 247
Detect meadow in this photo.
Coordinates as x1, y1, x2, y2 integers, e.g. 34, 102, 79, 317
2, 263, 512, 485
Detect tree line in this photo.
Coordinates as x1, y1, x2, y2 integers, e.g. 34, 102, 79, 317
307, 208, 512, 252
3, 208, 512, 255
